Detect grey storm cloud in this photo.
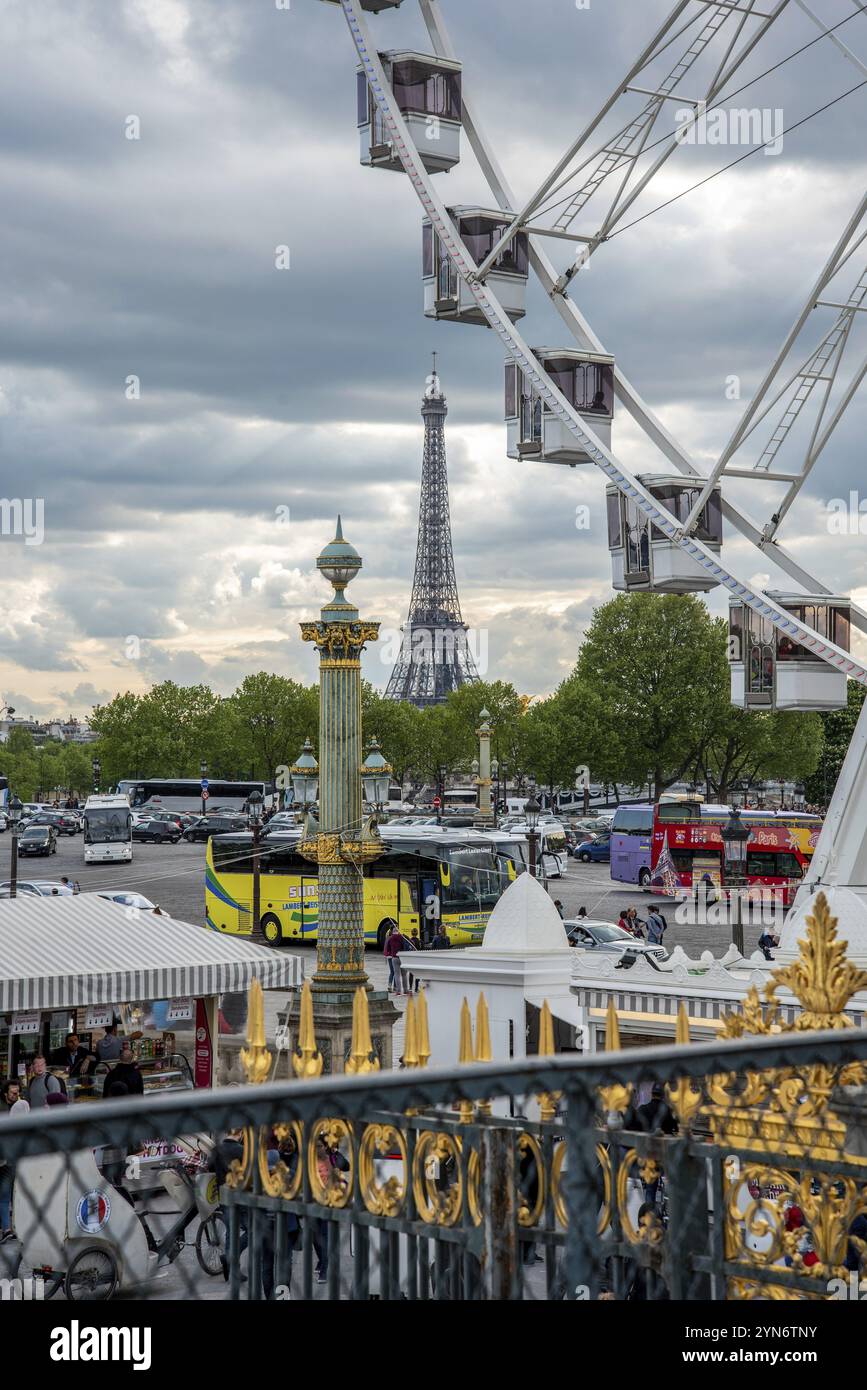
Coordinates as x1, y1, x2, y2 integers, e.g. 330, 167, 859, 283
0, 0, 865, 711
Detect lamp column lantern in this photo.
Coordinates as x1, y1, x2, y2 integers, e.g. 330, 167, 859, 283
721, 806, 751, 956
360, 737, 392, 824
524, 789, 542, 885
290, 738, 319, 821
473, 708, 494, 828
8, 794, 22, 899
292, 518, 398, 1073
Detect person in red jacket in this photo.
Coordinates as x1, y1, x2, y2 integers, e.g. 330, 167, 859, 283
383, 921, 407, 994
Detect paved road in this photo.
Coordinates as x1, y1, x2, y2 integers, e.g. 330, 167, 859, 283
7, 831, 773, 981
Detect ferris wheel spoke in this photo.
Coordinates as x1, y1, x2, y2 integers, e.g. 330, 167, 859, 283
336, 0, 867, 688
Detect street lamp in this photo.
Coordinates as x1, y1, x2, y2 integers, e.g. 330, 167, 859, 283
436, 763, 448, 826
247, 789, 265, 945
577, 764, 590, 817
721, 806, 751, 955
524, 790, 541, 884
290, 738, 319, 820
200, 759, 208, 819
360, 737, 392, 822
8, 794, 22, 899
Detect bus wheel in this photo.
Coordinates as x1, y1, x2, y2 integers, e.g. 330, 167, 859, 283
639, 868, 651, 888
260, 914, 283, 948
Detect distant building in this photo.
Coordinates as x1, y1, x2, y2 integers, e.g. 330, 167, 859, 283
0, 715, 98, 745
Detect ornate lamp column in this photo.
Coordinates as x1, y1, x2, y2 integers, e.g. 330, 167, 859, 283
292, 518, 398, 1073
473, 707, 494, 828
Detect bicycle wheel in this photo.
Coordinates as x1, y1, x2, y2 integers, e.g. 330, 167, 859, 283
195, 1213, 227, 1277
65, 1245, 119, 1301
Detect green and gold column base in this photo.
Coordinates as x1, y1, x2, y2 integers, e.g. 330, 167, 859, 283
286, 992, 400, 1075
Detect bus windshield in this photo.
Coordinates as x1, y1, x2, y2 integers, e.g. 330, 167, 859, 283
85, 809, 131, 844
444, 846, 501, 909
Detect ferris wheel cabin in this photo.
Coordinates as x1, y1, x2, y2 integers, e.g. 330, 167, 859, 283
358, 52, 462, 174
505, 348, 614, 464
423, 209, 528, 325
729, 594, 851, 711
607, 476, 723, 594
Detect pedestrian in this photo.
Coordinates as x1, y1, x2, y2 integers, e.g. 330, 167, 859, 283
408, 928, 423, 991
49, 1032, 95, 1078
313, 1137, 349, 1283
102, 1043, 144, 1098
553, 900, 565, 919
213, 1128, 247, 1282
626, 908, 644, 939
645, 906, 665, 945
757, 926, 778, 961
58, 877, 75, 895
27, 1056, 62, 1109
430, 925, 451, 949
96, 1022, 123, 1062
576, 906, 588, 919
383, 921, 406, 994
0, 1082, 26, 1241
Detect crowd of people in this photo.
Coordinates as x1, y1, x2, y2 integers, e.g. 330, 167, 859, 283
0, 1028, 145, 1240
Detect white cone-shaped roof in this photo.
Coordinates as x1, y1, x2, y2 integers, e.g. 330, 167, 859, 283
479, 872, 570, 953
780, 886, 867, 967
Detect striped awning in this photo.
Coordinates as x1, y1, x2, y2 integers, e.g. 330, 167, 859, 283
0, 897, 302, 1013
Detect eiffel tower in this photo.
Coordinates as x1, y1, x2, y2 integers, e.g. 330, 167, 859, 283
385, 360, 480, 707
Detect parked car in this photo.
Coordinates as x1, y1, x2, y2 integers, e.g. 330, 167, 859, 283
141, 810, 189, 831
132, 817, 182, 844
0, 883, 43, 897
96, 890, 158, 911
183, 815, 248, 843
565, 919, 668, 962
573, 833, 611, 863
0, 879, 75, 895
28, 811, 79, 836
18, 826, 58, 857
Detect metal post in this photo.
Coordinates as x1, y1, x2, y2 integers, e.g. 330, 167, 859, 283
251, 819, 262, 944
10, 821, 18, 900
528, 829, 537, 881
732, 883, 744, 957
479, 1126, 518, 1299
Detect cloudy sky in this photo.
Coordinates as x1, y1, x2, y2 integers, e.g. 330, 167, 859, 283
1, 0, 865, 720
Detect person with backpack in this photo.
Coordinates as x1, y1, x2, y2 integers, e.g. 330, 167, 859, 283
27, 1056, 63, 1108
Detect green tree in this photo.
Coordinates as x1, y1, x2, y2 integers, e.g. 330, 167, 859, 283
575, 593, 726, 800
804, 681, 865, 805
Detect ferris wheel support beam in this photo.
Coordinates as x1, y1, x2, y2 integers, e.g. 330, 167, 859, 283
476, 0, 791, 283
415, 0, 862, 614
341, 0, 867, 685
680, 193, 867, 535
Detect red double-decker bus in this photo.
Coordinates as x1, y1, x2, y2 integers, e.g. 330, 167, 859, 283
650, 802, 822, 907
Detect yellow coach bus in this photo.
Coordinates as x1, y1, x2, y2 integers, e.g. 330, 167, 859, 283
204, 829, 526, 949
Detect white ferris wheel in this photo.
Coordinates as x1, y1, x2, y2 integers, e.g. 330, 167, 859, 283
319, 0, 867, 914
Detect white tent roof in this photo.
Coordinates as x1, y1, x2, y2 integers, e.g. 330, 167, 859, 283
479, 872, 570, 953
0, 897, 301, 1012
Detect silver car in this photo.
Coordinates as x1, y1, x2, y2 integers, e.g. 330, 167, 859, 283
565, 919, 668, 963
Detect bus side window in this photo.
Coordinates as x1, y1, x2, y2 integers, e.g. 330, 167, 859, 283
400, 879, 419, 913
